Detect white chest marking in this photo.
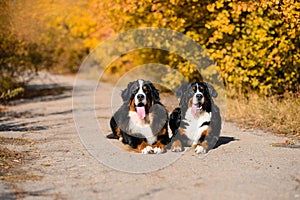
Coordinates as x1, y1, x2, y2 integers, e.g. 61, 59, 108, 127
128, 111, 156, 145
183, 109, 211, 145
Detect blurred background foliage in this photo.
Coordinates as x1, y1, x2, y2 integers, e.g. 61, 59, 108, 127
0, 0, 299, 100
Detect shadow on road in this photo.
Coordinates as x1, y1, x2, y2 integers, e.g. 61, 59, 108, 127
0, 187, 57, 200
0, 83, 73, 132
213, 136, 237, 149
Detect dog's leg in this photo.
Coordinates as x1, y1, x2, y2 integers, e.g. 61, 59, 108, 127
169, 128, 189, 152
151, 141, 166, 154
192, 127, 210, 154
169, 107, 181, 134
137, 141, 153, 154
171, 139, 183, 152
107, 117, 123, 140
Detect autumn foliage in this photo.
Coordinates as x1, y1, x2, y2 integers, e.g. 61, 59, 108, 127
1, 0, 299, 99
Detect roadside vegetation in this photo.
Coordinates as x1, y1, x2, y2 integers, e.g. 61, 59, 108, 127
227, 92, 300, 138
1, 0, 299, 137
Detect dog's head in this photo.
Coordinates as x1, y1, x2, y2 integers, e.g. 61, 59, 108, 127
178, 82, 213, 115
121, 80, 160, 119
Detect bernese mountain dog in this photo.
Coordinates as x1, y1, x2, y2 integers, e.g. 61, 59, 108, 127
107, 80, 170, 154
169, 82, 221, 154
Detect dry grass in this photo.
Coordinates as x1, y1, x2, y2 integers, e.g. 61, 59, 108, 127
0, 136, 41, 182
226, 93, 300, 139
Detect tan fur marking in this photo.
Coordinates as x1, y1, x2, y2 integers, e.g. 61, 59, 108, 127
188, 97, 193, 108
156, 127, 167, 136
201, 128, 210, 138
179, 127, 186, 136
137, 141, 149, 153
192, 140, 208, 151
192, 137, 209, 151
114, 127, 122, 139
171, 139, 182, 151
129, 99, 135, 111
200, 140, 208, 150
152, 141, 165, 152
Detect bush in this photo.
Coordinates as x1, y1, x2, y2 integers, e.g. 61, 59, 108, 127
0, 0, 53, 101
205, 0, 300, 95
3, 0, 299, 96
107, 0, 300, 95
0, 31, 54, 101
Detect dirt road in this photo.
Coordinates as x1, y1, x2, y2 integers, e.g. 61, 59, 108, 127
0, 73, 299, 199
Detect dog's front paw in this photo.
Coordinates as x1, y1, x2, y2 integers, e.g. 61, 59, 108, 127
195, 145, 206, 154
171, 140, 183, 152
172, 145, 182, 152
141, 146, 153, 154
153, 147, 163, 154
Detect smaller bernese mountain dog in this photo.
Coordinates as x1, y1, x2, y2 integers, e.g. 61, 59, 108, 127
169, 82, 221, 154
107, 80, 169, 154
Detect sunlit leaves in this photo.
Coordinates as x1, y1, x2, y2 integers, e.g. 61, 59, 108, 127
205, 0, 299, 95
2, 0, 299, 96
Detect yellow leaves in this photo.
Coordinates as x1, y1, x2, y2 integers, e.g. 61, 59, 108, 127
215, 1, 224, 9
169, 0, 176, 5
6, 0, 299, 95
186, 31, 201, 42
207, 4, 215, 12
251, 78, 259, 88
83, 38, 99, 49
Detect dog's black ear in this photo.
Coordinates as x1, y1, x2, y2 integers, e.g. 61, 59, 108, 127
169, 107, 181, 134
203, 83, 212, 100
121, 81, 135, 102
121, 88, 129, 102
148, 82, 160, 103
206, 82, 218, 98
179, 90, 189, 111
202, 82, 212, 112
175, 82, 189, 99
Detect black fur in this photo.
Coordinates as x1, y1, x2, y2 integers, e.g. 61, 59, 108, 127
108, 80, 169, 151
169, 82, 221, 152
178, 82, 212, 119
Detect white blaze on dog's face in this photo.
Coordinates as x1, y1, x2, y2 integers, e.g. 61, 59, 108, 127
190, 83, 205, 115
134, 80, 147, 120
126, 79, 159, 120
135, 80, 147, 106
130, 79, 150, 120
192, 83, 205, 107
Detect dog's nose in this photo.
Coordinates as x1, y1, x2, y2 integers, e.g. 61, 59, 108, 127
137, 94, 145, 101
196, 94, 203, 99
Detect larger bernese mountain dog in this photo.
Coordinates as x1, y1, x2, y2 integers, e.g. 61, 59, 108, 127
169, 82, 221, 154
107, 80, 170, 154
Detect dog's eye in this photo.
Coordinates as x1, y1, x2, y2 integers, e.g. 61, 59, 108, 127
143, 86, 149, 93
192, 86, 196, 92
132, 88, 138, 94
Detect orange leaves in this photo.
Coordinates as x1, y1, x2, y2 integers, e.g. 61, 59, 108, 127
204, 0, 300, 95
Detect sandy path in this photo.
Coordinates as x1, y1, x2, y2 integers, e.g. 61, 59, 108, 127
0, 73, 299, 200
